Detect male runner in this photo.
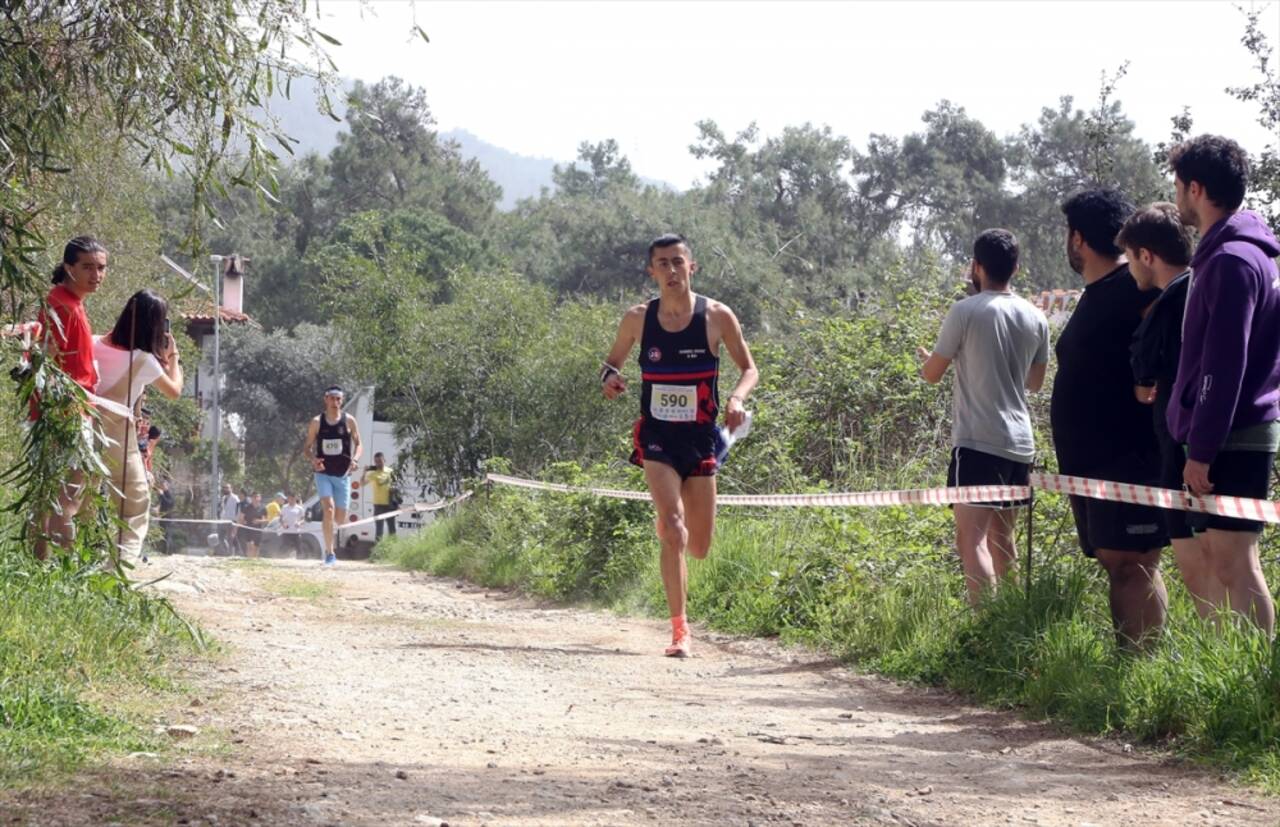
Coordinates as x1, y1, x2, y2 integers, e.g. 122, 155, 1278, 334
1168, 135, 1280, 635
1118, 202, 1221, 618
918, 229, 1049, 605
1053, 189, 1170, 649
303, 386, 362, 567
602, 234, 758, 657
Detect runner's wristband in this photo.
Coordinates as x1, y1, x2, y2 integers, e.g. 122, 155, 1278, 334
600, 363, 620, 384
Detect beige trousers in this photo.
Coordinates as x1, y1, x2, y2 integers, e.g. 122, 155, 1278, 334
100, 408, 150, 560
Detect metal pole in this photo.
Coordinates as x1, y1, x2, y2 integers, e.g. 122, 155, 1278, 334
1024, 486, 1035, 600
210, 255, 223, 520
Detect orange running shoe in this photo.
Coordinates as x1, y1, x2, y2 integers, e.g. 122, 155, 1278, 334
664, 628, 692, 658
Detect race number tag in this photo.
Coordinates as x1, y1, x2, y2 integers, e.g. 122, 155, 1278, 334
650, 383, 697, 422
321, 438, 343, 456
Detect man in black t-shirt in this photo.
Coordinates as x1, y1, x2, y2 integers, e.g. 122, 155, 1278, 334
1052, 189, 1170, 649
240, 492, 267, 559
1118, 203, 1220, 618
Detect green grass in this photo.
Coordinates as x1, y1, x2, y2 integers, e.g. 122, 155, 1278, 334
377, 484, 1280, 791
0, 561, 197, 787
237, 566, 336, 601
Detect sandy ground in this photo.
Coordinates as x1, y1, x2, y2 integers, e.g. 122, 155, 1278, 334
3, 554, 1278, 827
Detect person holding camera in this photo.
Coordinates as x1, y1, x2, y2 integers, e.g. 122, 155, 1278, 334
363, 452, 398, 541
918, 229, 1050, 606
93, 289, 184, 563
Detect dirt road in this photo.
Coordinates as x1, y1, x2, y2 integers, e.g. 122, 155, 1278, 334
5, 555, 1277, 826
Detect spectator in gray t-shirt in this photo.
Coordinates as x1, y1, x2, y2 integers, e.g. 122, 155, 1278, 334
917, 229, 1050, 605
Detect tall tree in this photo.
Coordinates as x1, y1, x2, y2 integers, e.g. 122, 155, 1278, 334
0, 0, 339, 543
1227, 7, 1280, 232
327, 77, 501, 235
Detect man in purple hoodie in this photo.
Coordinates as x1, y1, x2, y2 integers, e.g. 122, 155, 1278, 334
1168, 134, 1280, 635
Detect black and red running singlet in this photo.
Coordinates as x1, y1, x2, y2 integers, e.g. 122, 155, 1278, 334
638, 295, 719, 426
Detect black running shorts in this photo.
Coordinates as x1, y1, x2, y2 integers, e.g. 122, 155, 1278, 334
946, 447, 1031, 508
1068, 451, 1169, 556
1185, 449, 1276, 534
630, 418, 726, 481
1155, 431, 1194, 540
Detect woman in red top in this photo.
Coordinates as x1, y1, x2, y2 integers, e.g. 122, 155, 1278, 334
33, 236, 107, 560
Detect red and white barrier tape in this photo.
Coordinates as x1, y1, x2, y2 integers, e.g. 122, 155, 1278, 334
155, 491, 473, 533
487, 472, 1280, 525
1030, 472, 1280, 525
486, 473, 1028, 508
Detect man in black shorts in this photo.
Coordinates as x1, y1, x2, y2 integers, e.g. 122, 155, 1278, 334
1119, 202, 1222, 619
1167, 135, 1280, 635
601, 234, 758, 657
1053, 189, 1170, 649
918, 229, 1049, 605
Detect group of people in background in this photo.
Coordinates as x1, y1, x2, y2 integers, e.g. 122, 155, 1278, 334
923, 133, 1280, 648
215, 486, 305, 557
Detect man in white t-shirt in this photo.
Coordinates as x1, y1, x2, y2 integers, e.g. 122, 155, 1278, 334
917, 229, 1050, 605
218, 483, 240, 556
279, 493, 306, 557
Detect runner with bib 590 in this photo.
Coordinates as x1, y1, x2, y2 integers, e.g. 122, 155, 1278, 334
601, 234, 758, 658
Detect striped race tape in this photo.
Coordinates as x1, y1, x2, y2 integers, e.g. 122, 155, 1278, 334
1030, 472, 1280, 525
155, 491, 474, 534
486, 473, 1030, 508
486, 472, 1280, 525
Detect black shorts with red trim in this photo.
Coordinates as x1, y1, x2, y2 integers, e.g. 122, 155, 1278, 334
629, 418, 727, 481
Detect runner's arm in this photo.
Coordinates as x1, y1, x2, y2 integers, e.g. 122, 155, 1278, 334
601, 306, 644, 400
714, 304, 758, 430
303, 417, 323, 471
346, 414, 363, 473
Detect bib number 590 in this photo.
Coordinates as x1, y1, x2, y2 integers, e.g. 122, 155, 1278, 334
650, 383, 697, 422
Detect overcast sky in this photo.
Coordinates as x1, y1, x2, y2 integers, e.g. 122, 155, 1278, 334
315, 1, 1279, 187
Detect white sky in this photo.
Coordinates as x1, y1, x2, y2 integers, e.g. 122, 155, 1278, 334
315, 0, 1280, 188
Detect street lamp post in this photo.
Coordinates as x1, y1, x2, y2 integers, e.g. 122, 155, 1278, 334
159, 253, 223, 519
209, 255, 223, 520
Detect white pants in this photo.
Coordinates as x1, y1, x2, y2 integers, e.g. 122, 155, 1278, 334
100, 409, 150, 559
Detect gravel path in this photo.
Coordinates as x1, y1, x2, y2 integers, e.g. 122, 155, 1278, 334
4, 554, 1277, 826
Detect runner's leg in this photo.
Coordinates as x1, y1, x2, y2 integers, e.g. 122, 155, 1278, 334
320, 497, 335, 554
334, 505, 347, 551
680, 475, 716, 560
644, 461, 688, 619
